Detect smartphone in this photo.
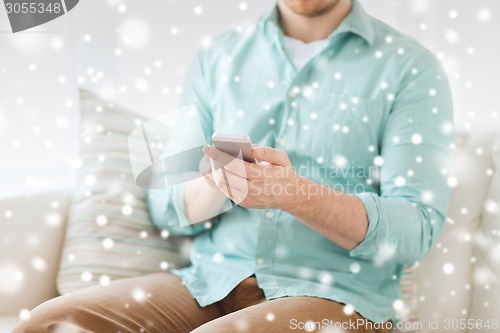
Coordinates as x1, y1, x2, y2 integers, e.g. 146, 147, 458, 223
211, 133, 256, 163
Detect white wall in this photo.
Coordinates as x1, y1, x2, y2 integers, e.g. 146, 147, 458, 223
0, 0, 499, 198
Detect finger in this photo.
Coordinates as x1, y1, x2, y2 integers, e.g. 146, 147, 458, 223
252, 146, 290, 166
222, 156, 263, 180
204, 145, 235, 167
212, 169, 248, 204
206, 145, 261, 179
211, 165, 231, 198
227, 184, 247, 205
231, 187, 248, 205
220, 155, 247, 178
222, 169, 248, 192
202, 172, 217, 190
215, 169, 248, 192
199, 154, 212, 176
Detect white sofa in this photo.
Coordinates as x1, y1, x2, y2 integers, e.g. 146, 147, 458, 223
0, 130, 498, 333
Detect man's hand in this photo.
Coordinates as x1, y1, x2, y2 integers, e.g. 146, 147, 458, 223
204, 144, 368, 250
203, 145, 298, 210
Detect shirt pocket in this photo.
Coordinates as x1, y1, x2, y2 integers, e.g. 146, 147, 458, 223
292, 93, 381, 171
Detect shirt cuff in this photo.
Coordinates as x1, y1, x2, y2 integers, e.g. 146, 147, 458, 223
349, 192, 398, 260
170, 182, 191, 227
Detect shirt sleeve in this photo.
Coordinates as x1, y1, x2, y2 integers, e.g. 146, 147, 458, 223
147, 48, 219, 236
147, 184, 207, 236
350, 50, 454, 265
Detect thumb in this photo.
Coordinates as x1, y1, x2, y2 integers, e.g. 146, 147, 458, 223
253, 146, 290, 166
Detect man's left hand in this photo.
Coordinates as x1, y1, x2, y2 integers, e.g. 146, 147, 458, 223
203, 145, 298, 210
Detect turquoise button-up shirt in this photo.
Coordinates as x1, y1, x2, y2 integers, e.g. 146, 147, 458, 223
147, 0, 453, 323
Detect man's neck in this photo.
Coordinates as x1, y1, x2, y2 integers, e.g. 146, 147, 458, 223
277, 0, 353, 43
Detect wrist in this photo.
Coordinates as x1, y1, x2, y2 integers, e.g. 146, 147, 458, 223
276, 173, 306, 214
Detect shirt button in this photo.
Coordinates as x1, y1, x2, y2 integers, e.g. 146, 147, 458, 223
266, 211, 275, 219
256, 258, 265, 265
289, 86, 300, 98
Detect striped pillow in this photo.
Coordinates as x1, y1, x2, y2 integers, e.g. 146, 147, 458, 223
57, 89, 191, 294
397, 266, 420, 332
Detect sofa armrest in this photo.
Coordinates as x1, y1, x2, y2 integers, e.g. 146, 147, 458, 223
0, 190, 71, 316
416, 131, 497, 332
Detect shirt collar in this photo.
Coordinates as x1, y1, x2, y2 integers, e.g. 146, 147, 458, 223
263, 0, 375, 46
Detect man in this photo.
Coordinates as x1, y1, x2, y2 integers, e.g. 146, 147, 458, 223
14, 0, 453, 332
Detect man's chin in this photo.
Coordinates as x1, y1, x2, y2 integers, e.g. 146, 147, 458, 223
284, 0, 340, 17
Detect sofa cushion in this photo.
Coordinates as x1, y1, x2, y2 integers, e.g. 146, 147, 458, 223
0, 190, 70, 316
57, 90, 191, 294
415, 131, 497, 333
468, 132, 500, 333
0, 316, 19, 333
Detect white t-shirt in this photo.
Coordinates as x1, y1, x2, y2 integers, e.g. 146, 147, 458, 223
283, 36, 329, 71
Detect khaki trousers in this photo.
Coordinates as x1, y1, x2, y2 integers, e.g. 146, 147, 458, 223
13, 273, 391, 333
